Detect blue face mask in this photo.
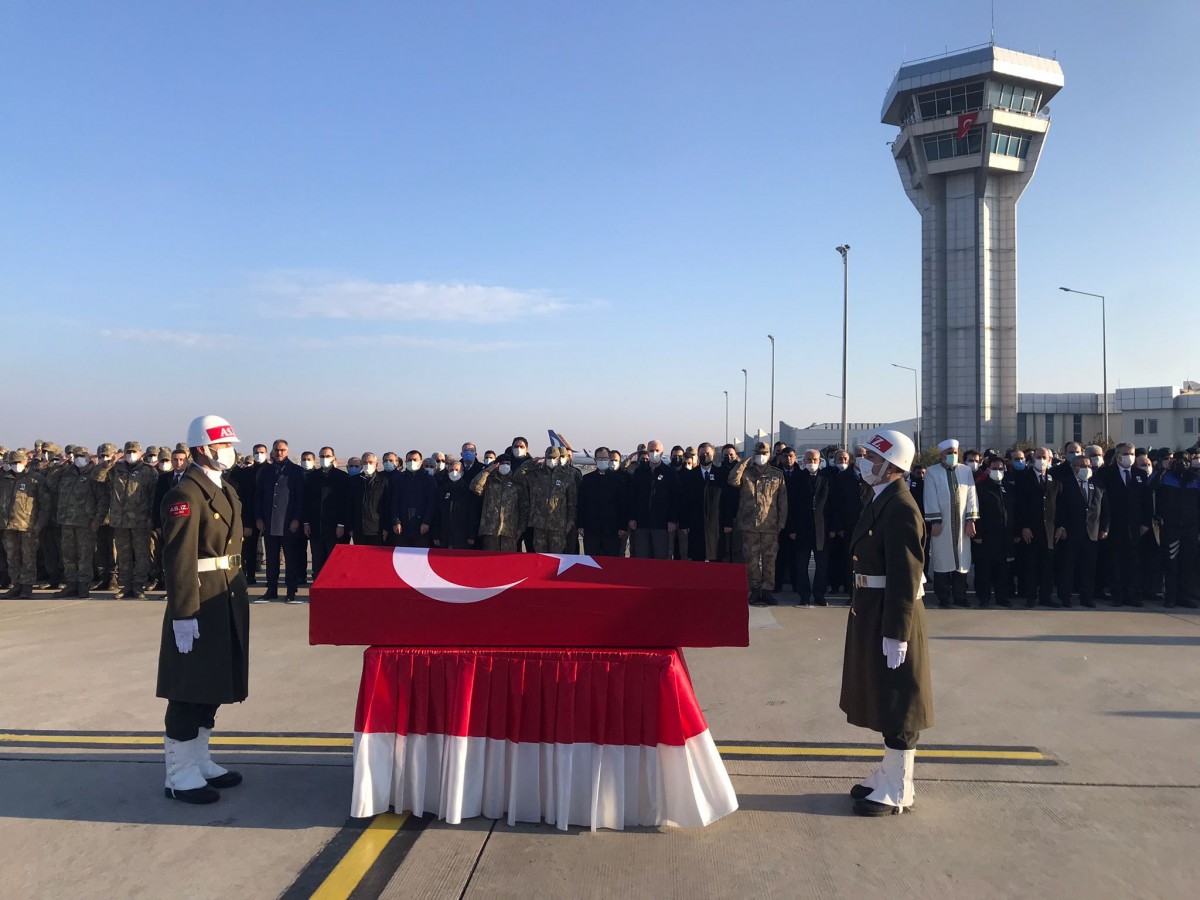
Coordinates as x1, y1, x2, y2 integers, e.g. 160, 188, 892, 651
383, 461, 397, 472
1066, 451, 1078, 462
1013, 460, 1026, 471
347, 466, 361, 477
462, 450, 476, 464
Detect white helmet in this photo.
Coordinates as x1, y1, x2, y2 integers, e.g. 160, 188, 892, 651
863, 429, 915, 473
186, 415, 240, 449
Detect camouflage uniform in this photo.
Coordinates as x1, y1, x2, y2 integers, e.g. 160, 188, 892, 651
1, 450, 51, 596
0, 445, 8, 587
97, 441, 158, 596
91, 445, 119, 588
471, 463, 529, 552
527, 449, 578, 553
55, 451, 101, 596
728, 455, 789, 597
38, 443, 67, 587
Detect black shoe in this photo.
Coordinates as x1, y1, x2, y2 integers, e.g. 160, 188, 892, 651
254, 590, 279, 604
1127, 598, 1143, 608
18, 584, 33, 599
52, 584, 79, 599
105, 577, 120, 593
853, 799, 911, 817
850, 784, 873, 800
978, 598, 991, 609
131, 589, 148, 601
76, 584, 91, 599
119, 589, 134, 599
938, 601, 951, 609
1082, 597, 1097, 608
759, 590, 777, 606
997, 598, 1012, 608
1178, 598, 1199, 609
44, 582, 62, 591
284, 593, 301, 605
205, 770, 243, 789
953, 599, 971, 608
3, 585, 22, 599
813, 597, 828, 607
245, 575, 257, 586
1025, 599, 1036, 609
164, 785, 220, 805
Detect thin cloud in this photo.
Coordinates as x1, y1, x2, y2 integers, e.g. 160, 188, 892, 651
257, 273, 570, 323
287, 334, 534, 353
100, 328, 238, 349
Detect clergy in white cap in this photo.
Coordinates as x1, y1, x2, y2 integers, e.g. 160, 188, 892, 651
923, 438, 978, 608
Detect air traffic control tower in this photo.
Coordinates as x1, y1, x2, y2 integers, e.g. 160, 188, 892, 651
882, 45, 1063, 450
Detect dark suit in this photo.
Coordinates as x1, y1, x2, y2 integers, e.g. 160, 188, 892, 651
302, 467, 351, 578
1015, 467, 1060, 606
827, 466, 863, 593
1054, 475, 1110, 606
1097, 463, 1149, 605
255, 460, 307, 596
389, 470, 435, 548
782, 467, 830, 603
973, 476, 1017, 606
228, 462, 263, 583
431, 477, 481, 549
578, 468, 628, 557
348, 471, 390, 545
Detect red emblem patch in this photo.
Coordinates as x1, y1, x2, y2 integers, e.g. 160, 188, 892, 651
169, 502, 191, 519
206, 424, 235, 441
868, 434, 893, 453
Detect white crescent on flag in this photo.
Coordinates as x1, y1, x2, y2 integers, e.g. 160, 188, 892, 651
391, 549, 602, 603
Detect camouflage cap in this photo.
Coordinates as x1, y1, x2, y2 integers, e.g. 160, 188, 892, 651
174, 442, 189, 454
98, 442, 118, 456
547, 446, 562, 459
145, 445, 159, 456
6, 449, 24, 464
123, 440, 142, 453
43, 442, 63, 457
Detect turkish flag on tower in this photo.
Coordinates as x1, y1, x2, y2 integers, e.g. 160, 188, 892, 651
957, 112, 979, 140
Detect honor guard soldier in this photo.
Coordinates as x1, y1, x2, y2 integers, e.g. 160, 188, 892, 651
158, 415, 250, 804
839, 429, 932, 816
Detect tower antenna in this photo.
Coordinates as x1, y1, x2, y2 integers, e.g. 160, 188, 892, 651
991, 1, 996, 44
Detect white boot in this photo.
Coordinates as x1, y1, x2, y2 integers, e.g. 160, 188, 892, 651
164, 736, 218, 802
864, 747, 916, 811
198, 727, 242, 788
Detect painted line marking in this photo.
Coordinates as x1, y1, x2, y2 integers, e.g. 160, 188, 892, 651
309, 813, 407, 900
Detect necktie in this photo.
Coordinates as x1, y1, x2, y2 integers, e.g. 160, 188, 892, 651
1122, 469, 1128, 486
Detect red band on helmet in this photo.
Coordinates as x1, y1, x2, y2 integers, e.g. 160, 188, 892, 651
206, 425, 235, 442
868, 435, 893, 453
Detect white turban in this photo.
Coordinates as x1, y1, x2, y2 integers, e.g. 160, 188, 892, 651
937, 439, 960, 453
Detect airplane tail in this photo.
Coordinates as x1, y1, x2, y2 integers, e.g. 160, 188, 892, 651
547, 429, 574, 451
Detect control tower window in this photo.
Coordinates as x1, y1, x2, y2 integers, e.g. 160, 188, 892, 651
988, 83, 1039, 114
921, 126, 983, 161
990, 130, 1031, 159
916, 81, 985, 120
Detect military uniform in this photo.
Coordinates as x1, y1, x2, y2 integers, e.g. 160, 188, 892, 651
55, 452, 101, 598
37, 444, 67, 588
471, 463, 529, 552
728, 454, 788, 602
98, 441, 159, 598
1, 451, 50, 597
91, 445, 120, 589
527, 452, 578, 553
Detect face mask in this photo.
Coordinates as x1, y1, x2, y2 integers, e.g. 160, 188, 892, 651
254, 452, 267, 464
424, 467, 436, 476
383, 461, 397, 472
597, 459, 610, 471
1032, 458, 1048, 473
989, 469, 1004, 482
462, 451, 476, 464
125, 453, 140, 465
1013, 460, 1026, 471
484, 457, 495, 466
513, 447, 527, 459
1115, 454, 1133, 469
13, 463, 27, 475
99, 456, 111, 465
856, 456, 883, 486
320, 457, 334, 469
1138, 466, 1152, 477
754, 454, 769, 466
347, 466, 361, 477
967, 460, 980, 472
448, 470, 462, 482
364, 464, 376, 476
498, 463, 512, 475
1191, 459, 1200, 471
159, 461, 172, 473
804, 462, 820, 474
1076, 467, 1092, 482
405, 460, 421, 473
545, 458, 557, 468
74, 456, 89, 469
1066, 451, 1079, 462
302, 460, 314, 470
649, 451, 663, 463
147, 456, 158, 466
671, 457, 683, 467
215, 447, 237, 471
1090, 456, 1104, 468
436, 461, 446, 472
836, 462, 849, 471
943, 454, 958, 468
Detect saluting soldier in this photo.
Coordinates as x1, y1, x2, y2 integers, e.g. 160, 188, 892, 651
158, 415, 250, 805
839, 429, 932, 817
470, 453, 529, 552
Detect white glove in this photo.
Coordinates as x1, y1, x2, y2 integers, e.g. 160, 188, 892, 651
883, 637, 907, 670
173, 619, 200, 654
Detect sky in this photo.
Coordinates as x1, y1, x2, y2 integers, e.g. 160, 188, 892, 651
4, 1, 1199, 457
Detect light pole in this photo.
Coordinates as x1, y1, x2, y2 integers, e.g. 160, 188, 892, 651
1060, 286, 1108, 442
768, 334, 776, 452
892, 363, 920, 456
741, 368, 748, 455
724, 390, 729, 445
836, 245, 850, 450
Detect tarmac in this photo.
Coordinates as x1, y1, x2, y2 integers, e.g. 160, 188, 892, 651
2, 583, 1199, 899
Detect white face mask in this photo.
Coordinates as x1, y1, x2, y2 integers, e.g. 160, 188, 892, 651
498, 463, 512, 475
512, 447, 527, 459
125, 453, 140, 465
1090, 456, 1104, 468
545, 458, 557, 468
754, 454, 769, 466
74, 456, 89, 469
649, 451, 663, 463
214, 446, 237, 471
253, 452, 267, 464
967, 460, 980, 472
13, 463, 27, 475
364, 463, 377, 475
804, 462, 820, 474
1032, 458, 1049, 473
436, 461, 446, 471
159, 461, 172, 473
423, 466, 435, 476
836, 462, 849, 471
448, 470, 462, 482
1138, 466, 1152, 477
1117, 455, 1134, 469
320, 457, 334, 469
856, 455, 883, 486
596, 459, 610, 471
1076, 467, 1092, 482
406, 460, 421, 473
988, 468, 1004, 482
147, 456, 158, 466
301, 460, 315, 470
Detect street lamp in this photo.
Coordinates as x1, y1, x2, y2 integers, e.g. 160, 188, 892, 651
768, 335, 776, 452
1059, 286, 1109, 441
892, 363, 921, 456
741, 368, 748, 455
724, 390, 729, 444
836, 245, 850, 450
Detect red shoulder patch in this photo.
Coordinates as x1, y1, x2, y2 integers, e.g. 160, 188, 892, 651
169, 502, 191, 519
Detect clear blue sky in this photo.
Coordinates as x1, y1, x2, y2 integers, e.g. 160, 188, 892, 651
4, 1, 1198, 456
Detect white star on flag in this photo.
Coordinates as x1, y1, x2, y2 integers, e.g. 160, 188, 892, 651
540, 553, 602, 576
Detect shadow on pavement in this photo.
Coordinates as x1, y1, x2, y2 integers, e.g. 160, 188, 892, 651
0, 759, 351, 829
1107, 711, 1200, 719
734, 792, 855, 818
933, 635, 1200, 646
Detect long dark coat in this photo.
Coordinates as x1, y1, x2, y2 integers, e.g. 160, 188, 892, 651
156, 466, 250, 706
839, 479, 933, 735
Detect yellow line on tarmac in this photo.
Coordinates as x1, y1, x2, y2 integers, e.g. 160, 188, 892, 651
0, 734, 353, 748
717, 746, 1048, 761
310, 813, 408, 900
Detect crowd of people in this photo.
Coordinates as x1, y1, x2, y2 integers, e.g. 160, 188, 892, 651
1, 433, 1198, 610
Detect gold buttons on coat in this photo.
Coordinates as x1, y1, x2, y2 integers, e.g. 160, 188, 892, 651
214, 513, 221, 520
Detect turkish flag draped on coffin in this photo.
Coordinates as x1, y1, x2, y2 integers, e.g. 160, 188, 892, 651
310, 546, 749, 649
